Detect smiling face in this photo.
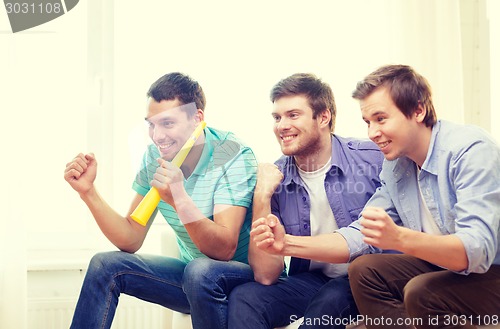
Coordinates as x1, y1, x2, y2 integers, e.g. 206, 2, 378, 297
145, 98, 201, 160
361, 87, 430, 165
272, 95, 327, 159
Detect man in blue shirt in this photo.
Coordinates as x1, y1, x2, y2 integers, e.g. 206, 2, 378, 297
64, 72, 257, 329
228, 73, 384, 328
344, 64, 500, 328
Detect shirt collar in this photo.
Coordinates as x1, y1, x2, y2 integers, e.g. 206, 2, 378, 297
391, 120, 442, 179
191, 127, 212, 176
420, 120, 441, 175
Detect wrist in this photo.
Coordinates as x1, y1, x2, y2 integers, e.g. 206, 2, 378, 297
281, 234, 292, 256
173, 191, 189, 211
253, 190, 273, 204
79, 186, 97, 202
397, 227, 416, 253
173, 194, 201, 225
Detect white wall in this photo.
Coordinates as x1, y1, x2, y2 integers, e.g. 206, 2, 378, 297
111, 0, 467, 211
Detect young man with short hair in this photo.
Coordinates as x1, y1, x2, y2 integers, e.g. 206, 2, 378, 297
346, 64, 500, 328
64, 72, 257, 329
228, 73, 384, 329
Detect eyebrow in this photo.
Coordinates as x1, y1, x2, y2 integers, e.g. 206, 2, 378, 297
272, 109, 304, 116
363, 110, 387, 120
144, 116, 176, 124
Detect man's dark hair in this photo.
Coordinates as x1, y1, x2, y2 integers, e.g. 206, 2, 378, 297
270, 73, 336, 131
352, 64, 437, 127
147, 72, 206, 115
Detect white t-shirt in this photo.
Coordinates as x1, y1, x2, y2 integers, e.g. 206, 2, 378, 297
298, 158, 349, 278
417, 167, 442, 235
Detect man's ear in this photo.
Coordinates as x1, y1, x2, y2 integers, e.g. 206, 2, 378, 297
318, 108, 332, 128
414, 103, 426, 123
194, 109, 204, 124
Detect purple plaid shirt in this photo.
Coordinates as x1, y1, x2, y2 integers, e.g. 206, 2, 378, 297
271, 134, 383, 275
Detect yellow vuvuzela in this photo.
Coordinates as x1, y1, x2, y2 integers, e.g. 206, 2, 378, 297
130, 121, 207, 226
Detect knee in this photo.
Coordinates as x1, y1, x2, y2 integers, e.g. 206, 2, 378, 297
231, 283, 258, 304
183, 258, 226, 295
229, 283, 272, 325
84, 251, 130, 285
312, 278, 356, 315
87, 251, 120, 274
230, 282, 266, 310
183, 258, 217, 284
348, 254, 395, 303
348, 254, 381, 282
404, 275, 431, 317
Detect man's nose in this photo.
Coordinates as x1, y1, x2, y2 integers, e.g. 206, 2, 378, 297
368, 124, 381, 141
276, 117, 291, 130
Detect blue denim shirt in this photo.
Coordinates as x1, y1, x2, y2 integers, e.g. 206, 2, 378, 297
271, 134, 384, 275
339, 120, 500, 274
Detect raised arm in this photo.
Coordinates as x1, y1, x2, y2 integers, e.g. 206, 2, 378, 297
247, 163, 286, 285
64, 153, 152, 253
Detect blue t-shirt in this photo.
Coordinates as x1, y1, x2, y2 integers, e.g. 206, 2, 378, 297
133, 127, 258, 264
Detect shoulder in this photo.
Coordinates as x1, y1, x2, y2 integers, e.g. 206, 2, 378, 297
434, 120, 499, 157
336, 135, 380, 151
207, 127, 255, 153
273, 154, 292, 172
207, 127, 257, 169
436, 120, 491, 141
334, 135, 384, 166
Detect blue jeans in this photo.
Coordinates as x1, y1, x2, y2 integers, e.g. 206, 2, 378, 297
228, 271, 358, 329
70, 251, 254, 329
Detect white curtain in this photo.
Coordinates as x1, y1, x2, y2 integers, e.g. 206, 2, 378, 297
488, 0, 500, 143
383, 0, 464, 123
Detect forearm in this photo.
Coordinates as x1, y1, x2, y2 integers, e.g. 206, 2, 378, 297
283, 233, 350, 264
248, 242, 284, 285
80, 187, 142, 252
252, 190, 273, 219
397, 228, 468, 271
175, 196, 238, 261
249, 192, 284, 283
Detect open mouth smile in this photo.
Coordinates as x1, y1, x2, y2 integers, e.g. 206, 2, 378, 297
377, 141, 390, 150
158, 141, 175, 151
281, 135, 297, 143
